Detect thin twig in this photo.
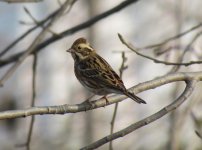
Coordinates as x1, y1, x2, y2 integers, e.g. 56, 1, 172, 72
169, 30, 202, 73
118, 33, 202, 66
15, 55, 38, 149
168, 6, 183, 147
109, 52, 128, 150
0, 5, 59, 57
57, 0, 62, 7
26, 54, 37, 150
0, 0, 77, 58
0, 71, 201, 120
81, 80, 196, 150
191, 112, 202, 140
0, 0, 71, 86
17, 54, 38, 149
0, 0, 140, 67
195, 130, 202, 140
63, 0, 78, 15
23, 7, 57, 36
140, 22, 202, 50
177, 91, 200, 131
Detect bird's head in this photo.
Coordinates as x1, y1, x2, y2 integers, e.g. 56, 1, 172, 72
67, 38, 95, 61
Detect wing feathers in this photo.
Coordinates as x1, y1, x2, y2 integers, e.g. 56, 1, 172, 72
77, 53, 126, 92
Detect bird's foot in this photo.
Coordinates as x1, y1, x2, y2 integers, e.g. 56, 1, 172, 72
82, 99, 94, 111
82, 95, 95, 111
101, 95, 109, 105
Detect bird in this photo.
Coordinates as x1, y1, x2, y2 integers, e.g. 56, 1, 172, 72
66, 37, 146, 104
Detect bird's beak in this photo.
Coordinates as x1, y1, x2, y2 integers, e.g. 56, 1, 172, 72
66, 48, 73, 53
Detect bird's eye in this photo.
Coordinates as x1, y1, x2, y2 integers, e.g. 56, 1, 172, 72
78, 46, 81, 50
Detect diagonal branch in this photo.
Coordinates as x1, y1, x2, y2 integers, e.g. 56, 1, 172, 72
0, 0, 140, 67
118, 33, 202, 66
23, 7, 57, 36
140, 22, 202, 50
0, 6, 59, 57
169, 30, 202, 73
81, 80, 196, 150
0, 71, 201, 120
0, 0, 71, 86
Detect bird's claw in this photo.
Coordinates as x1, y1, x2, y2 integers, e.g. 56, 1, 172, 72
82, 99, 94, 111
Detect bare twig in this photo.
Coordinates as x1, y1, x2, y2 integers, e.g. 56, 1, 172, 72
26, 54, 37, 150
177, 92, 200, 131
81, 80, 196, 150
0, 71, 201, 120
191, 112, 202, 140
169, 30, 202, 73
0, 7, 58, 58
57, 0, 62, 7
16, 54, 37, 149
195, 130, 202, 140
23, 7, 57, 36
0, 0, 77, 58
140, 22, 202, 50
63, 0, 78, 15
0, 0, 71, 86
118, 33, 202, 66
0, 0, 140, 67
168, 6, 183, 147
109, 52, 128, 150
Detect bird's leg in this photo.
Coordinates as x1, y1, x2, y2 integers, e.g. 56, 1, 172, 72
101, 95, 109, 105
82, 94, 95, 111
82, 94, 95, 104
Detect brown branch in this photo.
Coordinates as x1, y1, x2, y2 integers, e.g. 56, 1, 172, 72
109, 52, 128, 150
0, 0, 140, 67
0, 0, 71, 86
26, 54, 37, 150
118, 33, 202, 66
0, 71, 201, 120
81, 80, 196, 150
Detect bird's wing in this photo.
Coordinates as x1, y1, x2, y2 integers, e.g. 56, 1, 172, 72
78, 54, 126, 92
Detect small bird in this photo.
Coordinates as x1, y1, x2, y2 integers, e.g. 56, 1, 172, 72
66, 38, 146, 104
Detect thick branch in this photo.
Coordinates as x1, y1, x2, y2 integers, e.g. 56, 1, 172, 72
0, 71, 201, 120
81, 80, 196, 150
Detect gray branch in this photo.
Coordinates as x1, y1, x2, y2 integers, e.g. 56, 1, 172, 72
0, 71, 201, 120
81, 80, 196, 150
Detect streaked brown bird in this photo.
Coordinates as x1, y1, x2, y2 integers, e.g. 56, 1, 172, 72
66, 38, 146, 104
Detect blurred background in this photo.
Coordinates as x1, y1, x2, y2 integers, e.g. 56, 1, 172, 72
0, 0, 202, 149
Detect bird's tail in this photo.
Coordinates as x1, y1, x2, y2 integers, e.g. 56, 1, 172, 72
125, 91, 146, 104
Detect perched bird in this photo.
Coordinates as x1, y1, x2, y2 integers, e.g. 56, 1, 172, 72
66, 38, 146, 104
